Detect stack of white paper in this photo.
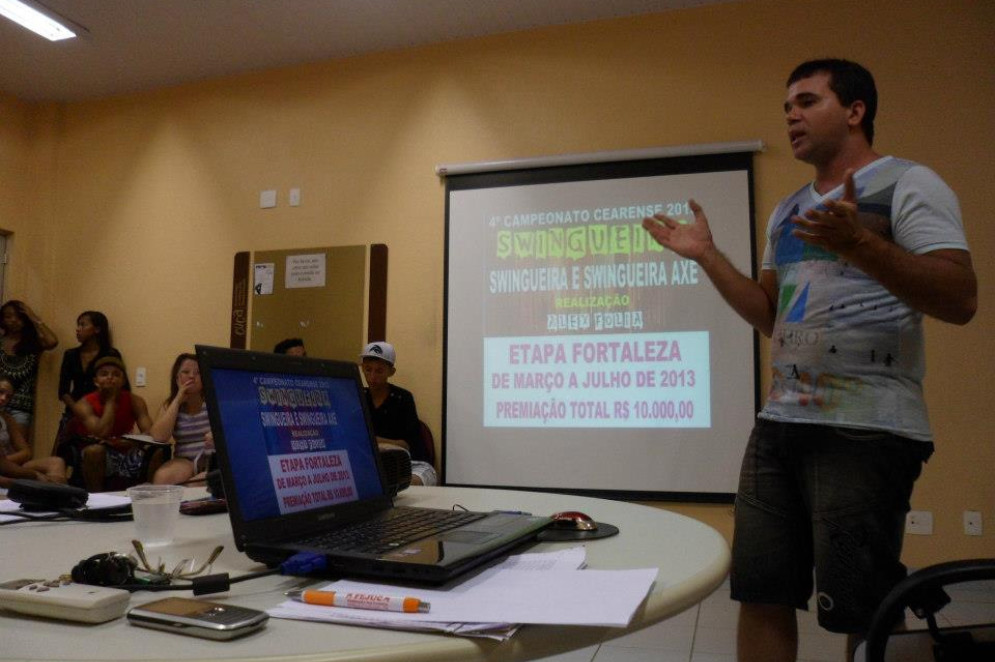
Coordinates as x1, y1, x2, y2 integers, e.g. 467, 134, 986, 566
268, 547, 658, 640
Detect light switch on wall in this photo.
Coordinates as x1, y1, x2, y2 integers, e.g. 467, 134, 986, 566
134, 366, 146, 387
289, 188, 301, 207
906, 510, 933, 535
260, 189, 277, 208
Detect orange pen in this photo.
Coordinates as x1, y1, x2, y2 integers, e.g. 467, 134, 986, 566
285, 589, 430, 613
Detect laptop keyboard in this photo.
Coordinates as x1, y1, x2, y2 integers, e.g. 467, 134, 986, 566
298, 507, 487, 555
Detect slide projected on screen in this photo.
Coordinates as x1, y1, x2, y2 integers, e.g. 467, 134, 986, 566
445, 152, 759, 498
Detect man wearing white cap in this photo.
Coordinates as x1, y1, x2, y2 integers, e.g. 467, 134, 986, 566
359, 342, 437, 486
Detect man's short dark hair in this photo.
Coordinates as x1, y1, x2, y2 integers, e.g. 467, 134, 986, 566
788, 58, 877, 145
273, 338, 305, 354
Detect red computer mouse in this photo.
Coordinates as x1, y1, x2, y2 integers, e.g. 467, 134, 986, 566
550, 511, 598, 531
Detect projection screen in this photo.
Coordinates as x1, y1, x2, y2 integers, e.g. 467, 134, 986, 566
443, 148, 761, 500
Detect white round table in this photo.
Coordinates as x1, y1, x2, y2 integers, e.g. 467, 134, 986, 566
1, 485, 729, 661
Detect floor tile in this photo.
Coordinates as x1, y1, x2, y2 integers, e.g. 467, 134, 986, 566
532, 644, 600, 662
796, 606, 823, 634
593, 646, 690, 662
690, 625, 737, 656
587, 581, 991, 662
797, 628, 848, 661
690, 654, 736, 662
594, 571, 995, 662
696, 592, 738, 630
606, 610, 695, 652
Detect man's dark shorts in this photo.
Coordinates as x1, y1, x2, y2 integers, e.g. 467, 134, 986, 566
730, 419, 932, 634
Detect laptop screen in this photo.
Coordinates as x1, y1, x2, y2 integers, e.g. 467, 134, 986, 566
208, 365, 384, 522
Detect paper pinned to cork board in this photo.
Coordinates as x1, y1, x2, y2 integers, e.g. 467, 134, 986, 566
285, 253, 326, 289
254, 263, 275, 295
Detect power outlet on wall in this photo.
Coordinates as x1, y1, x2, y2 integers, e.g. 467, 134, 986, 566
906, 510, 933, 535
964, 510, 983, 536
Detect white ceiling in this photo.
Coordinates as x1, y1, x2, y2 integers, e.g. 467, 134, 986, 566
0, 0, 734, 103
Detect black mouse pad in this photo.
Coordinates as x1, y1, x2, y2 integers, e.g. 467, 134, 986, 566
537, 522, 620, 541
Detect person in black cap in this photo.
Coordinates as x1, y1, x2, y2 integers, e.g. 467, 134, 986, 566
359, 342, 436, 486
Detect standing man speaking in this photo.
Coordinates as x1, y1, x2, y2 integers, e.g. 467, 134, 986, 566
643, 59, 977, 661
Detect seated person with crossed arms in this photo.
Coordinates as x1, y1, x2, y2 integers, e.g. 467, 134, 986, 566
70, 356, 158, 491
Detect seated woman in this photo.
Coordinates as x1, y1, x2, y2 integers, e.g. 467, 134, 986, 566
150, 353, 213, 485
0, 376, 66, 482
359, 342, 437, 486
70, 356, 155, 492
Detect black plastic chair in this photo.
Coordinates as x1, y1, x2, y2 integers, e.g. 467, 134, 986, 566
417, 419, 436, 467
858, 559, 995, 662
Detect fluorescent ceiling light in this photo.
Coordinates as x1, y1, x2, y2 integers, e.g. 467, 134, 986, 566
0, 0, 76, 41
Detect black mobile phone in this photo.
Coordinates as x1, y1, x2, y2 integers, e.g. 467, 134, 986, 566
127, 597, 267, 640
179, 497, 228, 516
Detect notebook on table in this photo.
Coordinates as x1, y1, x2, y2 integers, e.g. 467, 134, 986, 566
196, 345, 550, 584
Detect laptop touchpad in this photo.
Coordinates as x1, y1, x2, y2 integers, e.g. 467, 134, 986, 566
437, 530, 497, 544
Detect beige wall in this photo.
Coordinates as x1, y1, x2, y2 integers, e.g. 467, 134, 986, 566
3, 0, 993, 566
0, 95, 49, 302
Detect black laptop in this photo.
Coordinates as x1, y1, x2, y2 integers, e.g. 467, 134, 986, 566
196, 345, 550, 584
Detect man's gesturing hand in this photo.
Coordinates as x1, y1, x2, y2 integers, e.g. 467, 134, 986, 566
791, 169, 867, 255
642, 199, 715, 262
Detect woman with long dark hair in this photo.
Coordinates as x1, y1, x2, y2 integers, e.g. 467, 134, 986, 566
150, 353, 212, 484
0, 300, 58, 442
54, 311, 125, 452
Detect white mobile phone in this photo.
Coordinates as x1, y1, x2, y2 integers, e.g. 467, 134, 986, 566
127, 597, 268, 640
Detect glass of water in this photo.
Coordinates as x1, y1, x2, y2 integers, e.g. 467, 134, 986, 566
127, 485, 184, 547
